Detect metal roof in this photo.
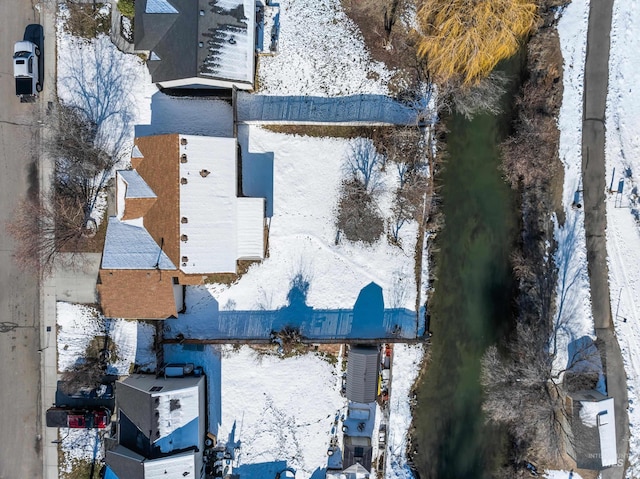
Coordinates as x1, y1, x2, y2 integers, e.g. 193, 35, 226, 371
346, 346, 379, 404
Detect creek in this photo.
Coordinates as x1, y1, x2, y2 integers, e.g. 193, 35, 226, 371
411, 58, 523, 478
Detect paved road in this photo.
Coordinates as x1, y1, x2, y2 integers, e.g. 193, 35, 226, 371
580, 0, 629, 476
0, 1, 44, 478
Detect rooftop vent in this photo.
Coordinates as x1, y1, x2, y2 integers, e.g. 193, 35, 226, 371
181, 154, 188, 163
181, 217, 188, 224
181, 235, 188, 242
199, 9, 205, 15
200, 169, 210, 178
182, 256, 188, 263
181, 178, 188, 185
198, 41, 204, 47
181, 138, 188, 146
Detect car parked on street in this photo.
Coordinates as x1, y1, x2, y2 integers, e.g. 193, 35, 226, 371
13, 24, 44, 101
46, 407, 111, 429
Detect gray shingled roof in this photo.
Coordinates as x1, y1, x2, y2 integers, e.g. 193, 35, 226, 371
134, 0, 254, 85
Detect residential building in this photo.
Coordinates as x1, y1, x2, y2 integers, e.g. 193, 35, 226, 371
97, 134, 265, 319
134, 0, 256, 90
105, 374, 206, 479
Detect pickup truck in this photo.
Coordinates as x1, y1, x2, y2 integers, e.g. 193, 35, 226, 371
13, 24, 44, 101
46, 407, 111, 429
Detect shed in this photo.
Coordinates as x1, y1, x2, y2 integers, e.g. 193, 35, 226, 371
346, 346, 379, 403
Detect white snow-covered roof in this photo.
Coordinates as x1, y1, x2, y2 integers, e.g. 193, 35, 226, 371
102, 217, 175, 270
155, 387, 200, 450
579, 397, 617, 467
178, 135, 264, 274
200, 0, 255, 84
143, 451, 196, 479
596, 398, 617, 467
120, 170, 156, 199
237, 197, 265, 259
131, 145, 144, 159
145, 0, 178, 14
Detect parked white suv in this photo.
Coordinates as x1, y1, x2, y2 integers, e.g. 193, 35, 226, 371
13, 24, 43, 101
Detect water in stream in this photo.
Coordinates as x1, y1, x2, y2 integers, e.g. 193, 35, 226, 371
411, 63, 522, 478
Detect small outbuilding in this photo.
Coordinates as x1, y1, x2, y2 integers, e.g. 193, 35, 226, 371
346, 346, 379, 404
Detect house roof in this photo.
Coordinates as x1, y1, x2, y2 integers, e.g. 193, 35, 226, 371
106, 445, 197, 479
135, 0, 255, 87
106, 446, 145, 479
120, 170, 157, 199
346, 346, 379, 403
97, 269, 179, 319
99, 134, 265, 318
143, 452, 196, 479
102, 217, 174, 270
178, 135, 264, 273
116, 375, 204, 454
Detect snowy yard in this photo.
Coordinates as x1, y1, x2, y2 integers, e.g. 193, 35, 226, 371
162, 342, 423, 479
55, 303, 423, 479
56, 302, 156, 474
606, 0, 640, 476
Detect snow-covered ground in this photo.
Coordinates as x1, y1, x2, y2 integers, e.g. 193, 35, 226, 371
606, 0, 640, 476
555, 0, 595, 375
558, 0, 640, 476
256, 0, 392, 96
57, 302, 156, 375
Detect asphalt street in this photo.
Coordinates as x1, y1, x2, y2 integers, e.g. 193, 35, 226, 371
0, 1, 45, 478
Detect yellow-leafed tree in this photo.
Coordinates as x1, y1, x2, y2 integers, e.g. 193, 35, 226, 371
416, 0, 538, 85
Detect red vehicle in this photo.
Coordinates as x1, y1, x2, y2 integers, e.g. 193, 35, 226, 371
47, 407, 110, 429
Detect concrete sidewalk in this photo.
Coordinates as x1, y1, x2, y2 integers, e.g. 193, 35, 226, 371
39, 1, 61, 478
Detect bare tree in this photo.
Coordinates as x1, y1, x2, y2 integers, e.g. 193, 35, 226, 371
59, 357, 106, 395
58, 34, 137, 158
6, 193, 90, 277
48, 104, 117, 230
343, 138, 384, 194
433, 71, 510, 120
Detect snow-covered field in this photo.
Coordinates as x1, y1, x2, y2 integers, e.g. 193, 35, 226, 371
606, 0, 640, 476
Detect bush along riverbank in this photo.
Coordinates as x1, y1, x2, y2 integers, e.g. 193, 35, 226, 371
481, 2, 578, 477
